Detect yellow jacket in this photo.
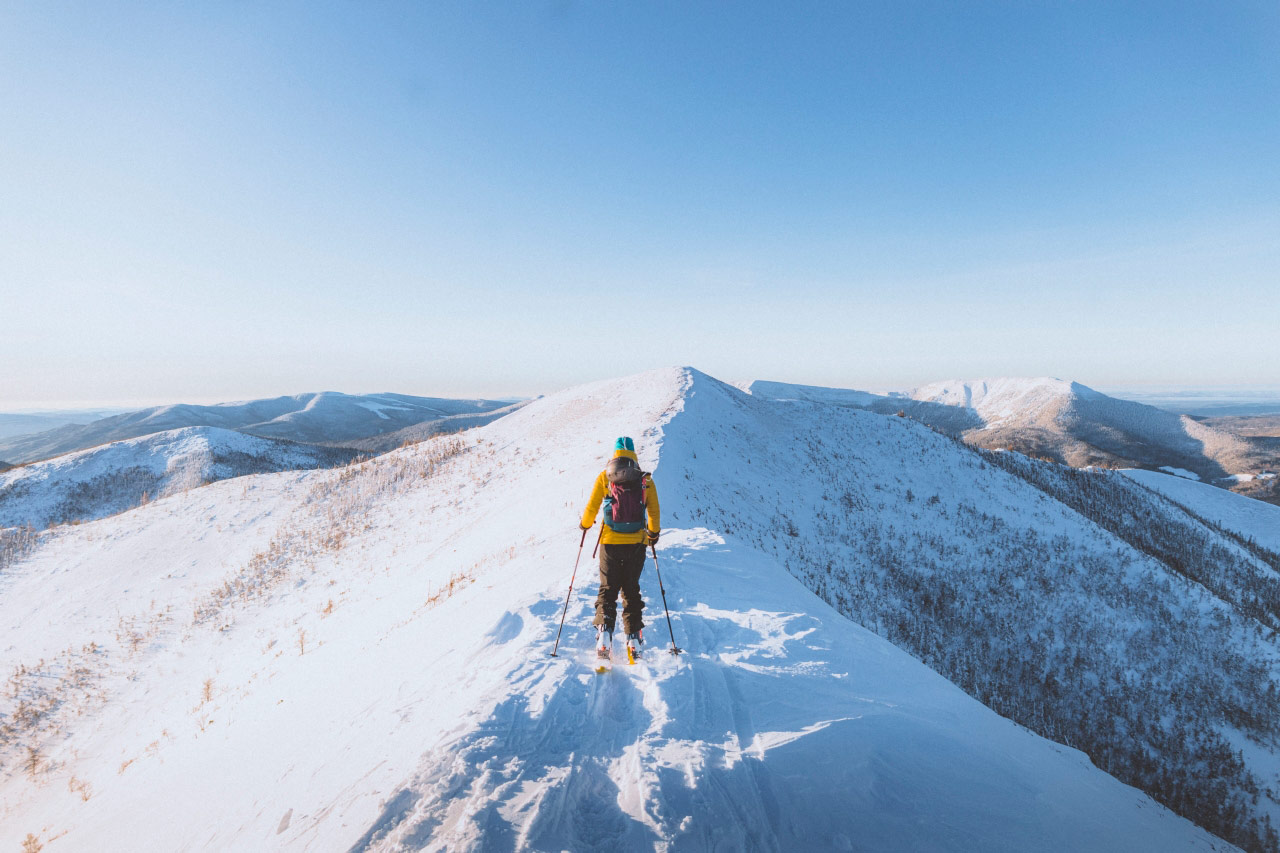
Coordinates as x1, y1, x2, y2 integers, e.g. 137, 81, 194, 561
580, 447, 660, 545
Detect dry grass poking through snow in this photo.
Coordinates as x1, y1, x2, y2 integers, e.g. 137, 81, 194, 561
192, 434, 469, 627
0, 644, 106, 776
1, 433, 478, 799
0, 525, 40, 573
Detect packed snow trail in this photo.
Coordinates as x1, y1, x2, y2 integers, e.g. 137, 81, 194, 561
0, 368, 1240, 851
351, 528, 1229, 852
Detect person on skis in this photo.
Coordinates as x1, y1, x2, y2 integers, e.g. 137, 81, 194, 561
580, 436, 660, 661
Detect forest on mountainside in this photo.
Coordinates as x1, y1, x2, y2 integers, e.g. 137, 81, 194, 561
674, 408, 1280, 852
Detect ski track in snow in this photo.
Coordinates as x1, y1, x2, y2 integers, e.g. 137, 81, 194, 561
349, 528, 1233, 853
0, 368, 1246, 852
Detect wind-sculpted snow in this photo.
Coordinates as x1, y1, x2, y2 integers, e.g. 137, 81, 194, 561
0, 426, 358, 529
0, 367, 1254, 851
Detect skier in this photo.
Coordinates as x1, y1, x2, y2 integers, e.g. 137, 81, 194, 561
579, 436, 660, 663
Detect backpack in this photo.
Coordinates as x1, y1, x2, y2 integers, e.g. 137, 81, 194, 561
602, 456, 649, 533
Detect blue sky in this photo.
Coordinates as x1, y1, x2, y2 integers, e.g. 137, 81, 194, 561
3, 1, 1278, 406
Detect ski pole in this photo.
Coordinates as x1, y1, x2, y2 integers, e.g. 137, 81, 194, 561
650, 543, 682, 655
550, 526, 593, 657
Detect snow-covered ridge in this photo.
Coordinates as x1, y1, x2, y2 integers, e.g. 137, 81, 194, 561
906, 376, 1101, 427
665, 369, 1280, 849
1122, 468, 1280, 553
334, 400, 529, 454
0, 426, 357, 530
746, 375, 1273, 489
0, 366, 1259, 851
0, 392, 514, 464
738, 379, 880, 408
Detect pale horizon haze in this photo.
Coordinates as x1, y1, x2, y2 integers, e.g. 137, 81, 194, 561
4, 2, 1278, 408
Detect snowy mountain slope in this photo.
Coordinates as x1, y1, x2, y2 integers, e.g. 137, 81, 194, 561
745, 376, 1276, 496
905, 377, 1264, 481
907, 376, 1103, 427
740, 379, 880, 409
664, 370, 1280, 851
0, 368, 1239, 852
331, 401, 529, 454
0, 392, 512, 464
1122, 469, 1280, 554
0, 426, 357, 530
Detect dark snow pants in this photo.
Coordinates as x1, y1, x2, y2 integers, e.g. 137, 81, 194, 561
594, 543, 647, 635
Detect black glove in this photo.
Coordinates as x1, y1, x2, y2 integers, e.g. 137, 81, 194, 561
646, 530, 660, 545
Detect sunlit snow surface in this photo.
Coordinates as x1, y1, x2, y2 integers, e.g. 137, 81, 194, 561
0, 369, 1240, 851
1124, 468, 1280, 554
0, 426, 353, 529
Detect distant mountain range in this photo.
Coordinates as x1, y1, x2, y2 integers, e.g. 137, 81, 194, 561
0, 426, 358, 529
745, 376, 1278, 502
0, 392, 512, 464
0, 408, 131, 441
1105, 388, 1280, 417
330, 401, 529, 453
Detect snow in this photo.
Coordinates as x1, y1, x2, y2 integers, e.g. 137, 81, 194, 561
352, 400, 413, 419
0, 392, 514, 464
0, 368, 1245, 851
907, 376, 1093, 427
740, 379, 880, 408
1123, 468, 1280, 553
1159, 466, 1202, 480
0, 426, 352, 529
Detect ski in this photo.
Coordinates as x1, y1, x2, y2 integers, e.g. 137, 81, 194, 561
594, 646, 612, 674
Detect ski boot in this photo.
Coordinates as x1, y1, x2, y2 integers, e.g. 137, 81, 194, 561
595, 626, 613, 671
625, 630, 643, 664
